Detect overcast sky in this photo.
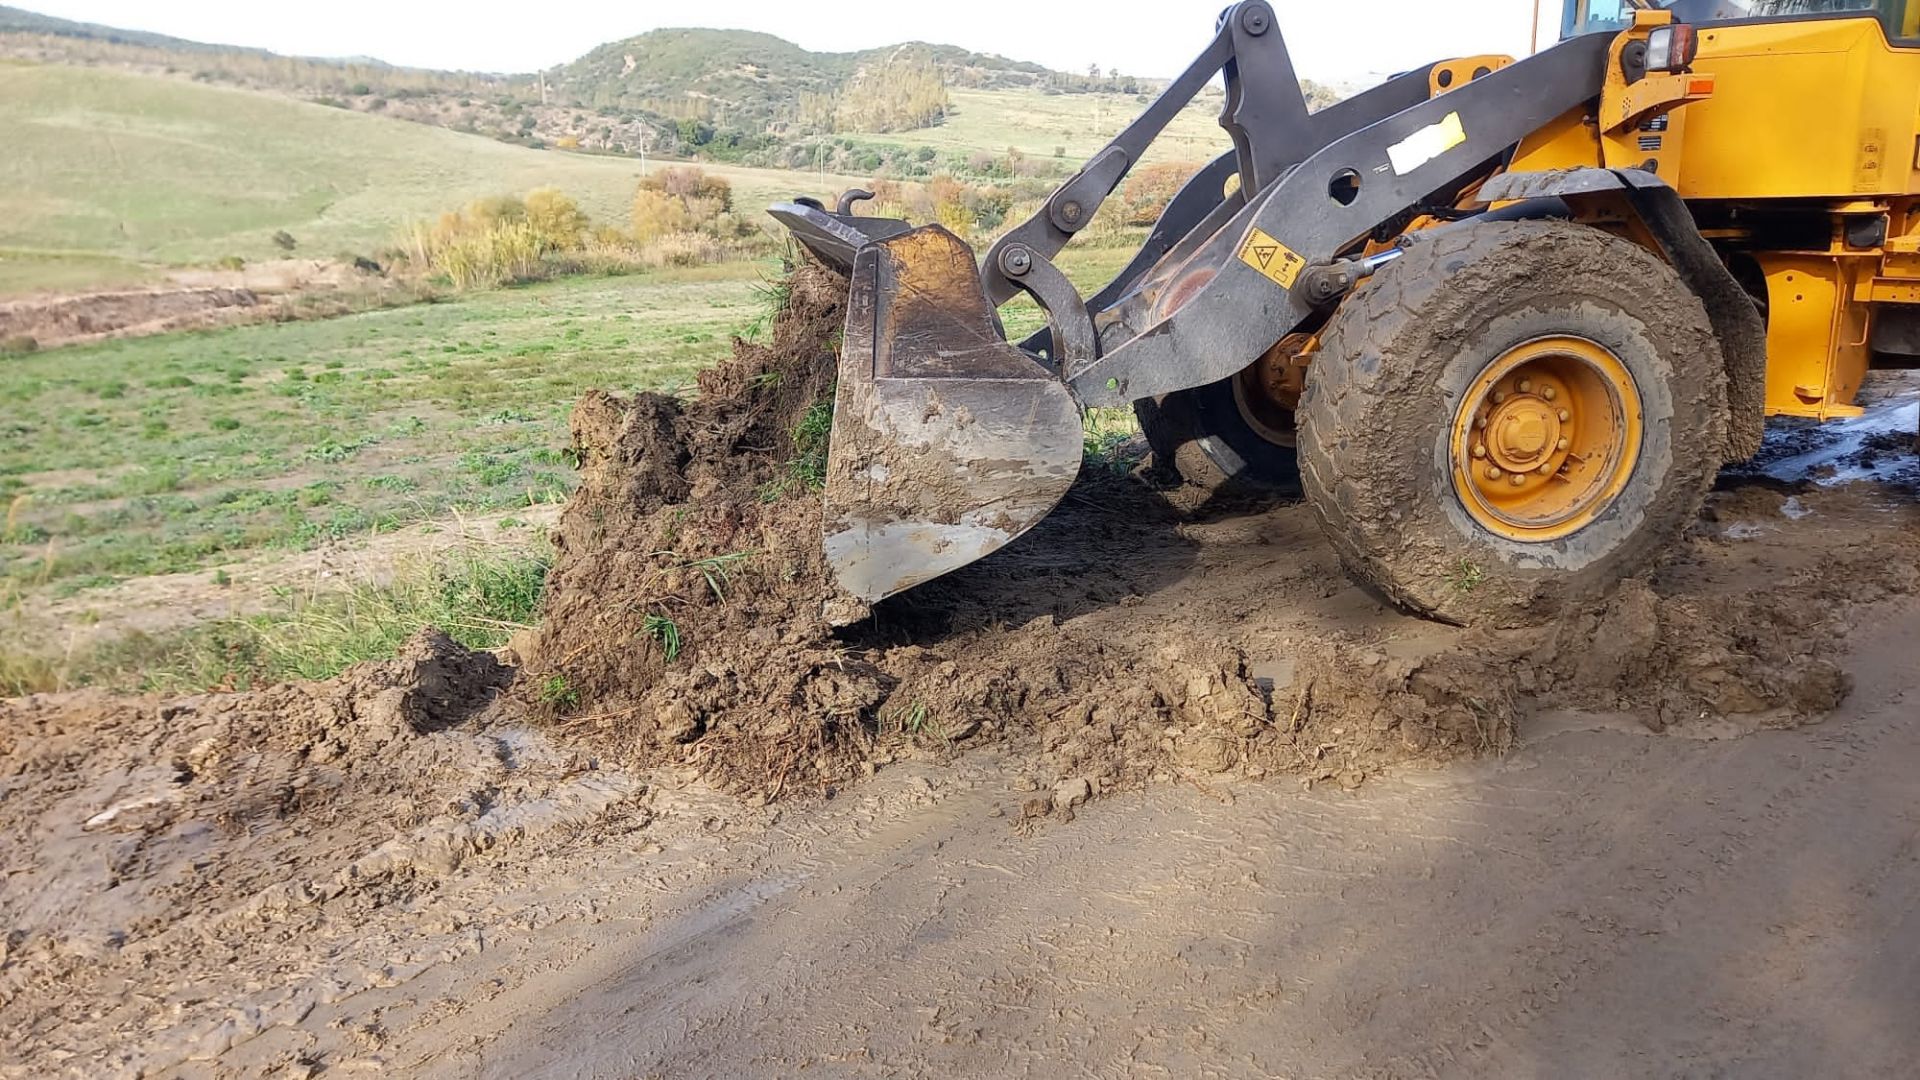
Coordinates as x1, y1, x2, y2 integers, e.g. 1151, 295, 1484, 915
20, 0, 1550, 83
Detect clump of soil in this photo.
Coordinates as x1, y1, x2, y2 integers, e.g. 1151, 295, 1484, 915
515, 261, 864, 798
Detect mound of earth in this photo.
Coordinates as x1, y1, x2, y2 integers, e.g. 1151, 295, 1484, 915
511, 261, 1920, 809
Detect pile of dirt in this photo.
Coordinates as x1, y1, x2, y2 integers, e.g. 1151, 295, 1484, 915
0, 286, 261, 349
512, 262, 1472, 804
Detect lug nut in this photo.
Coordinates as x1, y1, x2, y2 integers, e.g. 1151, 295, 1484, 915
1541, 386, 1556, 401
1556, 436, 1569, 451
1471, 443, 1487, 459
1475, 417, 1488, 430
1510, 473, 1527, 487
1485, 465, 1503, 480
1557, 409, 1570, 422
1537, 461, 1554, 474
1492, 391, 1508, 404
1518, 378, 1533, 393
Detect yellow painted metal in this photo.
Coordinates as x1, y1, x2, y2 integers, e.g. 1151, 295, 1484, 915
1863, 277, 1920, 303
1450, 337, 1643, 542
1603, 71, 1716, 135
1757, 254, 1873, 419
1677, 19, 1920, 199
1481, 12, 1920, 421
1508, 106, 1603, 173
1591, 11, 1702, 178
1429, 54, 1516, 97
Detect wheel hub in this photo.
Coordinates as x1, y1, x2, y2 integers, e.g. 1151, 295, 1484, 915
1450, 336, 1642, 542
1231, 332, 1313, 448
1486, 393, 1561, 470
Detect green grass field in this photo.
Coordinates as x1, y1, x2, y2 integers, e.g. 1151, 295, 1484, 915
0, 244, 1137, 604
0, 261, 767, 595
0, 63, 869, 292
852, 87, 1228, 167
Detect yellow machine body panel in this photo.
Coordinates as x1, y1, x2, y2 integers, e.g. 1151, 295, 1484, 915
1675, 19, 1919, 200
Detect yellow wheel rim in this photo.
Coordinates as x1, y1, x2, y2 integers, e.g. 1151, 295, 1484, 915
1449, 336, 1643, 542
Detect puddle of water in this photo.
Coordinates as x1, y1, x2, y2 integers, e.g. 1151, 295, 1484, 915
1760, 391, 1918, 488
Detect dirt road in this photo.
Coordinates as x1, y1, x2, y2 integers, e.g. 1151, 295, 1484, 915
252, 600, 1920, 1080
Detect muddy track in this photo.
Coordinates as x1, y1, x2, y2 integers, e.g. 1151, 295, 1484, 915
401, 601, 1920, 1080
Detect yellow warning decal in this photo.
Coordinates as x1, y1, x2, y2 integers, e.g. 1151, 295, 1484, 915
1239, 227, 1306, 290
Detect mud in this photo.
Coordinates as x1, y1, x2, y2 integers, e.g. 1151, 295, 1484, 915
2, 270, 1918, 1076
0, 630, 650, 1076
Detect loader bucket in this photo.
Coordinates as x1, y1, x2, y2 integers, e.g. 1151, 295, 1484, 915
821, 225, 1082, 617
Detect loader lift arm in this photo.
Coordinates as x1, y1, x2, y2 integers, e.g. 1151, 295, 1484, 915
771, 1, 1628, 613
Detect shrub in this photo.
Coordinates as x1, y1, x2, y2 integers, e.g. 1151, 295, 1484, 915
1118, 162, 1203, 226
0, 335, 37, 356
640, 231, 724, 268
525, 187, 588, 250
271, 230, 298, 252
631, 167, 735, 244
400, 191, 581, 290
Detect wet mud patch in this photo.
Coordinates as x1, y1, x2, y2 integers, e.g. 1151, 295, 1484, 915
0, 632, 639, 1034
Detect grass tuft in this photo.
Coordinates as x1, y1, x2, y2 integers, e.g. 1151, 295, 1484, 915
0, 547, 550, 695
641, 612, 682, 661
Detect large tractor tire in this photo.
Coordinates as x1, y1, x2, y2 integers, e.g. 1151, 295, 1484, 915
1298, 220, 1727, 625
1135, 336, 1309, 494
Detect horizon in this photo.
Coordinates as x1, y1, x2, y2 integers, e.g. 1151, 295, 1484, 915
10, 0, 1549, 85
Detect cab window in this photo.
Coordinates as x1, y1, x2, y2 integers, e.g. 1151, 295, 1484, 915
1560, 0, 1915, 43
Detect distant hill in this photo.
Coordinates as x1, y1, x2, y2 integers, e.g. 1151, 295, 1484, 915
0, 8, 1173, 166
0, 3, 252, 53
0, 62, 863, 286
549, 27, 1069, 122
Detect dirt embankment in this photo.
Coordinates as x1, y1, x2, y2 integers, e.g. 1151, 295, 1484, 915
2, 259, 1917, 1076
0, 259, 406, 350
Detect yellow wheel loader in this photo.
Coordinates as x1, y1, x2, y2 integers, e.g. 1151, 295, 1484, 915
771, 0, 1920, 624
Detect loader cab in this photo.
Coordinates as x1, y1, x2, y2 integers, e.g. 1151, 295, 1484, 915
1560, 0, 1920, 41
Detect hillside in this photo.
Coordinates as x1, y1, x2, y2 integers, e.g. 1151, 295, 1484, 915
0, 3, 249, 52
0, 63, 865, 292
0, 9, 1202, 168
548, 27, 1066, 124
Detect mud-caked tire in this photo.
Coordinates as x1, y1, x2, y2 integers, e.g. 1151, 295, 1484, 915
1135, 377, 1300, 495
1298, 220, 1727, 625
